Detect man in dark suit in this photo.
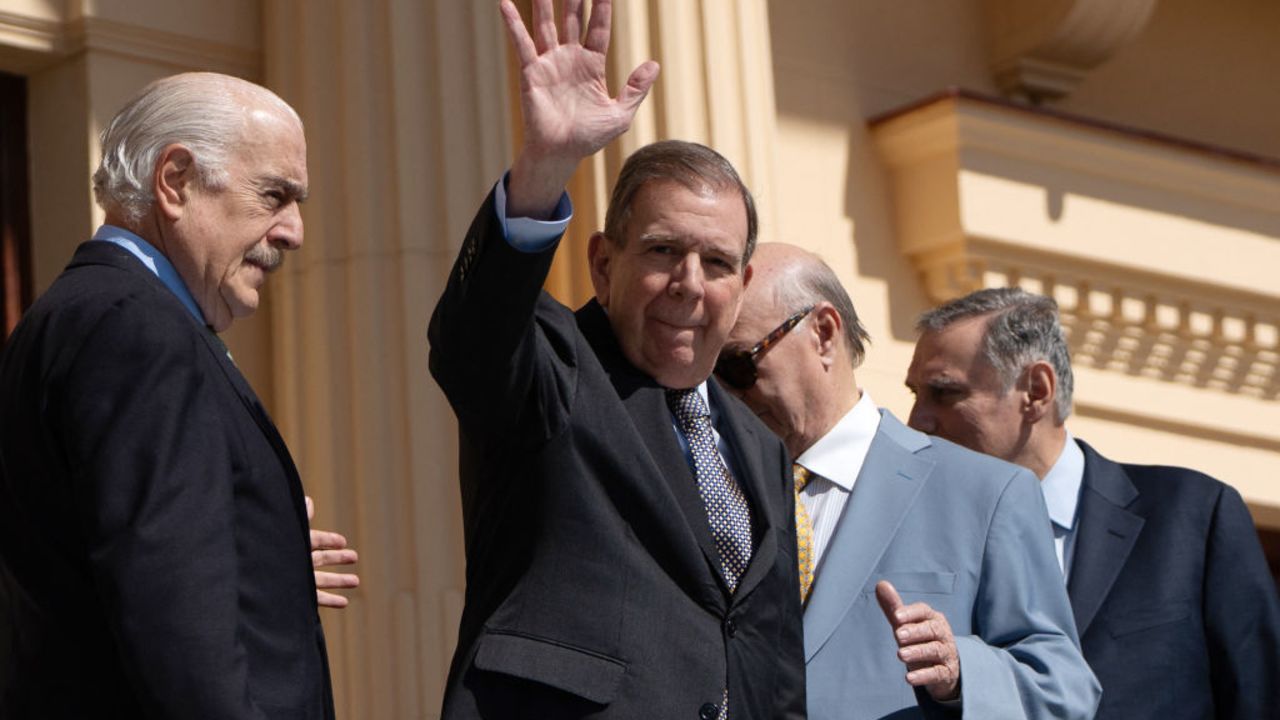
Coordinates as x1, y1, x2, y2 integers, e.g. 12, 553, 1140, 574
0, 72, 336, 718
721, 245, 1098, 719
428, 2, 805, 718
906, 287, 1280, 719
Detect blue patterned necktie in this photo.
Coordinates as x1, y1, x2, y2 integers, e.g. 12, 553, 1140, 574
666, 388, 754, 593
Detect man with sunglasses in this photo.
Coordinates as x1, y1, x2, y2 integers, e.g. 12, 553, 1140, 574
719, 243, 1098, 719
427, 2, 805, 719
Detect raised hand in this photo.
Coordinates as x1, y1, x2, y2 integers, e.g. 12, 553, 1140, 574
502, 0, 659, 217
307, 495, 360, 609
876, 580, 961, 703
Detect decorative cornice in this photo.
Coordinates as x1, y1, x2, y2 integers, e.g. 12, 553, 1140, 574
0, 10, 258, 78
66, 16, 260, 78
0, 9, 63, 48
983, 0, 1158, 101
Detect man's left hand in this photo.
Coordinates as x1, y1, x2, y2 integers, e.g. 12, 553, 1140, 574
876, 579, 961, 702
307, 495, 360, 609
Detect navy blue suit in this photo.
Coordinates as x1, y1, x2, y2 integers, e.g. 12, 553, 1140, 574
1070, 440, 1280, 719
0, 242, 333, 719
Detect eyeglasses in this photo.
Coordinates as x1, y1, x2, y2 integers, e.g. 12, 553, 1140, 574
714, 305, 815, 389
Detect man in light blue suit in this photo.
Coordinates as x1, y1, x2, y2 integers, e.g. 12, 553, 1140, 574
716, 244, 1099, 719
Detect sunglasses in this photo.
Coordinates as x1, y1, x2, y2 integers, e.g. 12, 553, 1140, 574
714, 305, 815, 389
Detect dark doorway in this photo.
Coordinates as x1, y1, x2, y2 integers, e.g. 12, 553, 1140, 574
0, 70, 32, 343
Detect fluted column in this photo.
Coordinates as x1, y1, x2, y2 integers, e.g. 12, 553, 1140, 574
262, 2, 511, 717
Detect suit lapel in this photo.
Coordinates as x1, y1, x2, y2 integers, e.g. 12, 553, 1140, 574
74, 242, 313, 541
199, 327, 310, 530
1067, 440, 1143, 635
577, 302, 726, 610
803, 411, 932, 661
708, 379, 779, 605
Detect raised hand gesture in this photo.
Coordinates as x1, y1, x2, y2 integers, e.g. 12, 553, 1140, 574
876, 580, 962, 703
502, 0, 659, 217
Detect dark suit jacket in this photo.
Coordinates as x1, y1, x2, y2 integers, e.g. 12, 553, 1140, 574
428, 192, 807, 720
0, 241, 334, 719
1069, 439, 1280, 719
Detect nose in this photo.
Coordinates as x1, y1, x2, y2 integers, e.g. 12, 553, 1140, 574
907, 400, 935, 434
273, 202, 304, 251
668, 253, 706, 300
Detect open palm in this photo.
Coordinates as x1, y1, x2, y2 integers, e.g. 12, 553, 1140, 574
501, 0, 658, 213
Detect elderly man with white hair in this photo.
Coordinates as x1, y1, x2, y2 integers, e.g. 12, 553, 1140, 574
0, 72, 344, 719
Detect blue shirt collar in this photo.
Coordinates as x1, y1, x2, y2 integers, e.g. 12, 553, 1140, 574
1042, 430, 1085, 531
92, 225, 206, 325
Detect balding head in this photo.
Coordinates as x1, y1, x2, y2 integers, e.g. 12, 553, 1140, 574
719, 243, 869, 457
742, 243, 869, 368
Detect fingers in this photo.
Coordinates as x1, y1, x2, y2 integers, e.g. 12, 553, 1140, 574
317, 591, 350, 609
905, 659, 958, 690
892, 610, 950, 645
583, 0, 612, 53
305, 495, 315, 520
618, 60, 660, 112
315, 569, 360, 589
531, 0, 559, 54
875, 580, 904, 627
563, 0, 584, 44
500, 0, 538, 67
876, 584, 961, 700
311, 548, 358, 569
898, 639, 951, 667
310, 528, 348, 552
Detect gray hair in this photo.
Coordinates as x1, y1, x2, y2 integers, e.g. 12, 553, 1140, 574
604, 140, 758, 268
92, 72, 301, 228
917, 287, 1074, 422
774, 254, 870, 368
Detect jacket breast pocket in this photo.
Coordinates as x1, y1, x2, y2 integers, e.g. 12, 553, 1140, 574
473, 630, 627, 705
862, 571, 956, 596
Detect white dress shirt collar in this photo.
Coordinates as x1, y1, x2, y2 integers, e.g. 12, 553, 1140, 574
795, 390, 882, 491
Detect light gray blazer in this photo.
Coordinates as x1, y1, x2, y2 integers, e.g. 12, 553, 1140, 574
803, 411, 1100, 719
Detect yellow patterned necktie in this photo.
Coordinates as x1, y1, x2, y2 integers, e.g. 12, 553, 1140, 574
793, 464, 816, 603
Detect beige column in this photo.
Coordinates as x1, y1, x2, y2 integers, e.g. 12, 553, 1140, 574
261, 2, 513, 717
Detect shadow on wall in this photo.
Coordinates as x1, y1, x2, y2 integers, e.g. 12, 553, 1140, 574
768, 0, 1000, 343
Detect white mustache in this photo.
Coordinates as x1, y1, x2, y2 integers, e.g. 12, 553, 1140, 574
245, 244, 284, 272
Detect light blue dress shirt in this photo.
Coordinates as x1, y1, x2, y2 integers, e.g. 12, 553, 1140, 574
92, 225, 205, 325
1042, 430, 1086, 577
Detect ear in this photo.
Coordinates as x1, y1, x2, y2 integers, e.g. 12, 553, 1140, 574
811, 303, 842, 369
153, 143, 196, 222
587, 231, 613, 307
1022, 360, 1057, 423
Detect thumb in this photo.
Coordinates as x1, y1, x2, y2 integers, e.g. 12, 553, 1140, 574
618, 60, 660, 112
875, 580, 904, 628
305, 495, 315, 521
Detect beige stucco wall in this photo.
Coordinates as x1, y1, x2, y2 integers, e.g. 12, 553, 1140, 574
766, 0, 1280, 526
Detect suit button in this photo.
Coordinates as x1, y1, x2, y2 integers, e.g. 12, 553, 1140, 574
699, 702, 719, 720
725, 619, 737, 638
